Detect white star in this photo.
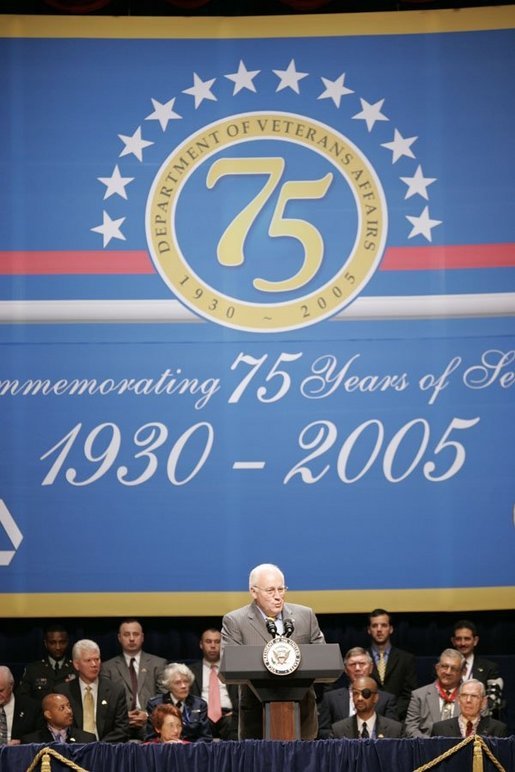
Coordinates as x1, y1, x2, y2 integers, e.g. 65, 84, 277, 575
182, 73, 217, 109
91, 211, 127, 247
118, 127, 153, 162
381, 129, 417, 163
406, 206, 442, 242
352, 98, 389, 132
225, 60, 260, 95
400, 164, 436, 200
273, 59, 308, 94
145, 97, 182, 131
97, 165, 134, 201
317, 73, 354, 108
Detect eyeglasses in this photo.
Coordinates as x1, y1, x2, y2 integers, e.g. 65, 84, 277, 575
438, 663, 462, 673
252, 586, 288, 596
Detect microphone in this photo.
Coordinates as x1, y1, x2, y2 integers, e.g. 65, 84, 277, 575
283, 618, 295, 638
485, 678, 504, 714
265, 617, 278, 639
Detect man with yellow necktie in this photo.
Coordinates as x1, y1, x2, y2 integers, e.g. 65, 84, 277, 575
56, 639, 129, 742
367, 608, 418, 720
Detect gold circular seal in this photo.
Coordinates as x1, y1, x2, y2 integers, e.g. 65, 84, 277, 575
263, 636, 302, 676
146, 111, 387, 332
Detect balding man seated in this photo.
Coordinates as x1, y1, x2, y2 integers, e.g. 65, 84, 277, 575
332, 677, 404, 739
431, 679, 507, 738
318, 647, 398, 739
22, 693, 96, 744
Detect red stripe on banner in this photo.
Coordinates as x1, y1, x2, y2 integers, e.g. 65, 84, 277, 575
0, 244, 514, 275
0, 250, 155, 275
380, 243, 515, 271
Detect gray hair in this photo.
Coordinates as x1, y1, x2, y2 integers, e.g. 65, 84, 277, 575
0, 665, 14, 686
72, 639, 100, 661
438, 648, 465, 668
161, 663, 195, 691
248, 563, 284, 591
344, 647, 373, 665
459, 678, 486, 697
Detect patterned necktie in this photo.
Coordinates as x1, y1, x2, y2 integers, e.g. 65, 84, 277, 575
466, 720, 474, 736
441, 691, 454, 720
129, 657, 138, 710
376, 652, 386, 684
361, 721, 369, 739
208, 664, 222, 723
0, 706, 7, 745
83, 685, 96, 734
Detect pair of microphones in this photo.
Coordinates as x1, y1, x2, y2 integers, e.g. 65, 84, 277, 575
266, 616, 295, 639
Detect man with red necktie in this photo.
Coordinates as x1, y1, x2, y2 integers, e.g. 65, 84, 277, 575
405, 649, 465, 737
431, 679, 507, 738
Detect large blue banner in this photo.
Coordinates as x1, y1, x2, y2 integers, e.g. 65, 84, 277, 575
0, 9, 513, 615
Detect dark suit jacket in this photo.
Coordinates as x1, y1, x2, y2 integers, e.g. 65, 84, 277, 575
102, 651, 168, 711
145, 692, 212, 742
55, 676, 129, 743
9, 695, 42, 742
222, 601, 325, 740
332, 713, 404, 739
431, 716, 507, 738
188, 660, 239, 740
471, 656, 500, 685
318, 687, 398, 739
17, 658, 76, 700
21, 726, 97, 744
369, 646, 417, 720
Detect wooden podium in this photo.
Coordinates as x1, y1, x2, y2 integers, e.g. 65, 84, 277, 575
220, 643, 344, 740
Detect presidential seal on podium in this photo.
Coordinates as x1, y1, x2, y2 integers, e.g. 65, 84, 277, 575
263, 636, 302, 676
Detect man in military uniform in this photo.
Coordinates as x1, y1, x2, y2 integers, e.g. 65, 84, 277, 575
17, 624, 75, 700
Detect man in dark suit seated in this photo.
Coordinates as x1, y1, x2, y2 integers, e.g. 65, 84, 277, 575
367, 608, 417, 720
317, 647, 398, 738
55, 639, 129, 743
189, 628, 238, 740
0, 666, 41, 745
332, 676, 404, 739
145, 663, 212, 742
22, 693, 96, 744
431, 679, 507, 738
450, 619, 504, 718
17, 624, 75, 702
102, 619, 167, 741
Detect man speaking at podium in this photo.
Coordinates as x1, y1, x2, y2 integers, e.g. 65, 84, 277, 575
221, 563, 325, 739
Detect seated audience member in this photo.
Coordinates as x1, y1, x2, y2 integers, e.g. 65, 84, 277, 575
405, 648, 465, 738
149, 704, 189, 744
367, 608, 417, 720
102, 618, 167, 740
17, 624, 75, 700
189, 628, 238, 740
317, 647, 398, 739
0, 666, 41, 745
22, 693, 96, 744
450, 620, 500, 684
146, 663, 211, 742
332, 676, 404, 739
431, 679, 507, 738
56, 639, 129, 743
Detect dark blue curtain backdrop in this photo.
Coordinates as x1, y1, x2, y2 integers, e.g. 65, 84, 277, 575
1, 738, 514, 772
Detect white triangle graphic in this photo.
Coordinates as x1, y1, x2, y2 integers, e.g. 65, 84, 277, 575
0, 499, 23, 566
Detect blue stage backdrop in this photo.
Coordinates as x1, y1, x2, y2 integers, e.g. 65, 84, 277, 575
0, 8, 513, 616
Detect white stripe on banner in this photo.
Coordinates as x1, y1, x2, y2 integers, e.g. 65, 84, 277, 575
0, 294, 513, 324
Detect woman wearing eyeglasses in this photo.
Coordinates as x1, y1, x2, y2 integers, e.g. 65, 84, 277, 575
145, 663, 212, 742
